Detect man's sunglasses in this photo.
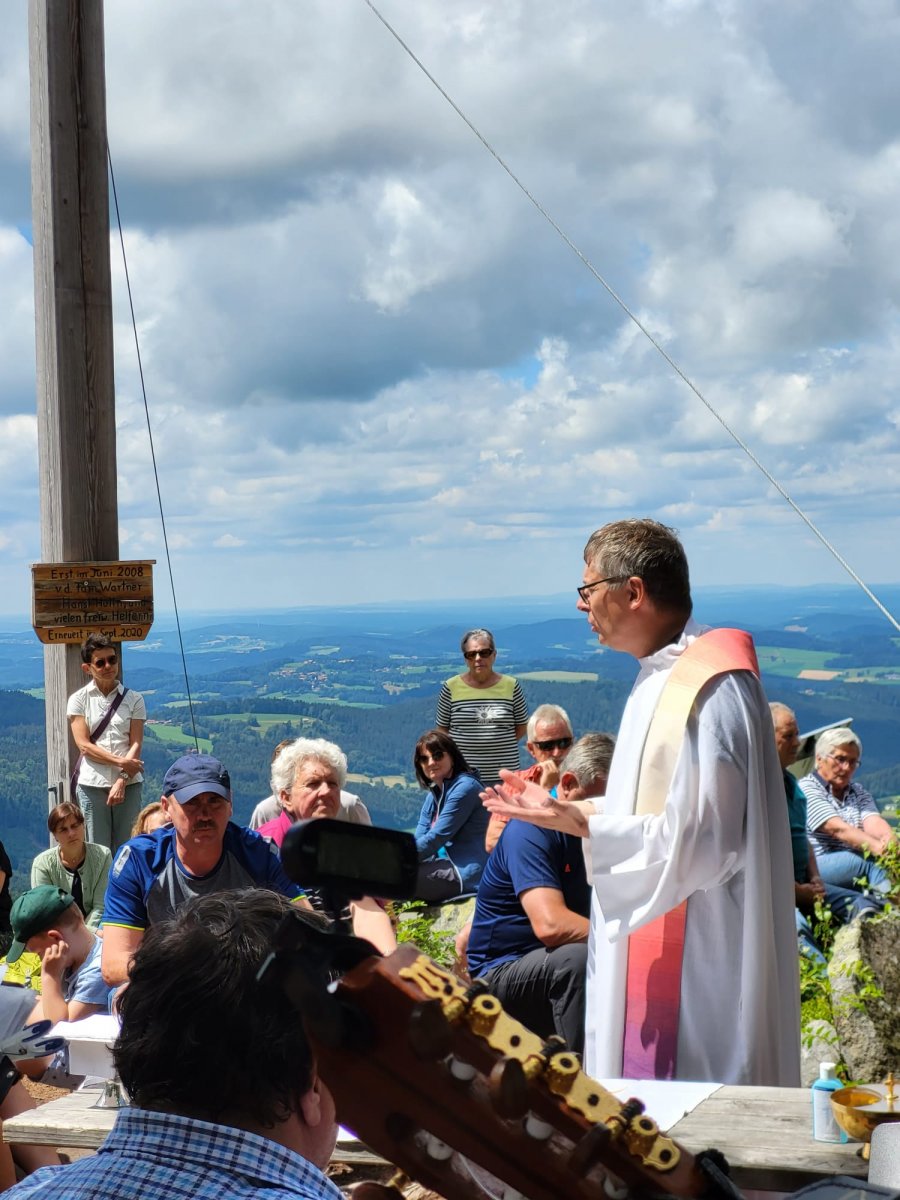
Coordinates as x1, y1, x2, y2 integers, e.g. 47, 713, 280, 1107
91, 656, 118, 668
534, 737, 573, 752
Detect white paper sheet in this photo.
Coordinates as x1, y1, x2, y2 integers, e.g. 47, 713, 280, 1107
597, 1077, 721, 1131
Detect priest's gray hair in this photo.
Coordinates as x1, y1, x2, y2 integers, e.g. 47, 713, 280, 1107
526, 704, 573, 741
815, 726, 862, 759
583, 519, 692, 616
560, 732, 616, 789
271, 737, 348, 798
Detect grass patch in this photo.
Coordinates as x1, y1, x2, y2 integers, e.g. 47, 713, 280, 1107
147, 724, 212, 752
213, 713, 312, 731
518, 670, 599, 683
756, 647, 841, 676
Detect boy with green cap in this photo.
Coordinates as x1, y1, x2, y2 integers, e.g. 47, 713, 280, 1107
7, 886, 114, 1024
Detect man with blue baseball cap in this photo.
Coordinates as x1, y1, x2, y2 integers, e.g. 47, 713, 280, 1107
101, 753, 309, 985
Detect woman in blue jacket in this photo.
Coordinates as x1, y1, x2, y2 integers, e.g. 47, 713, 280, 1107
413, 729, 489, 902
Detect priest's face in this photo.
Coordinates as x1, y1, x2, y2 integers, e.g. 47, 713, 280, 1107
577, 567, 632, 651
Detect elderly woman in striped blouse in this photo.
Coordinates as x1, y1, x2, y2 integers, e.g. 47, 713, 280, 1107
799, 727, 894, 906
435, 627, 528, 787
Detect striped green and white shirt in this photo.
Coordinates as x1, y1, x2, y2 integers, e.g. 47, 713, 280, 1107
436, 674, 528, 786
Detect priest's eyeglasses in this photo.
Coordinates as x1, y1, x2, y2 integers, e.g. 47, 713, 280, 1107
577, 577, 626, 604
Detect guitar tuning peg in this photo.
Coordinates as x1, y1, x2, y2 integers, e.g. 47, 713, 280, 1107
423, 1134, 453, 1161
407, 999, 453, 1060
569, 1121, 613, 1176
448, 1056, 477, 1082
523, 1114, 553, 1140
467, 993, 502, 1035
545, 1051, 580, 1095
487, 1057, 529, 1119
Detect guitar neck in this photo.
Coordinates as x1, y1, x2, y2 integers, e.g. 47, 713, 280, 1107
292, 944, 731, 1200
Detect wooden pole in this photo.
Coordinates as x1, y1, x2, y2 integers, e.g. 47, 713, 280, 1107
29, 0, 119, 809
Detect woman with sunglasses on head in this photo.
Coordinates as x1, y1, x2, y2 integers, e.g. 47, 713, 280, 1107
66, 633, 146, 854
413, 729, 490, 902
435, 628, 528, 788
799, 727, 894, 906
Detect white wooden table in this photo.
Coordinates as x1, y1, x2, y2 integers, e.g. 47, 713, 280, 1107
3, 1083, 867, 1191
2, 1087, 385, 1165
669, 1085, 866, 1192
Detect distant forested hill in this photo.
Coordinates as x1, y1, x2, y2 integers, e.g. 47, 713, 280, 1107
0, 691, 49, 889
6, 587, 900, 888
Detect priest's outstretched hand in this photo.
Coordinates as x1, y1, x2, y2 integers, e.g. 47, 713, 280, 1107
481, 770, 593, 839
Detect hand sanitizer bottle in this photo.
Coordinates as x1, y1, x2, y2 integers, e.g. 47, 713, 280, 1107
812, 1061, 847, 1142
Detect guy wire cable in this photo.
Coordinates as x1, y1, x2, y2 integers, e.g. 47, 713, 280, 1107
361, 0, 900, 636
107, 145, 201, 751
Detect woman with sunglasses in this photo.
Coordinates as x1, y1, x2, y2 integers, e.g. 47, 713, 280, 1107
413, 729, 490, 902
66, 633, 146, 854
435, 628, 528, 788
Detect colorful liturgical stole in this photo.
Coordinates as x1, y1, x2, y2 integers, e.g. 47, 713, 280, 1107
621, 628, 760, 1080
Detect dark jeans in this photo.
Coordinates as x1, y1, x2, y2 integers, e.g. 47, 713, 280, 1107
796, 881, 882, 965
481, 941, 587, 1055
414, 859, 463, 903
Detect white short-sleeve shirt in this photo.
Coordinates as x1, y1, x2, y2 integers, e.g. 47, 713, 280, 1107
66, 680, 146, 788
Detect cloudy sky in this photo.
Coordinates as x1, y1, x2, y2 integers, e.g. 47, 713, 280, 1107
2, 0, 900, 618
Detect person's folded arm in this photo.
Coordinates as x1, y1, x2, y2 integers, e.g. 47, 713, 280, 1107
100, 925, 144, 986
350, 896, 397, 955
520, 886, 589, 948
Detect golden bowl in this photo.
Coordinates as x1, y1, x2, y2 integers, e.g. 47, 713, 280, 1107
831, 1085, 900, 1144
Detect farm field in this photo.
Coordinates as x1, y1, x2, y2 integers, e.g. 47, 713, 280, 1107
755, 647, 841, 677
518, 670, 599, 683
147, 723, 213, 752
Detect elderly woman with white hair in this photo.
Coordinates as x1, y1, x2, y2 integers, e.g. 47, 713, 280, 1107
799, 727, 894, 903
257, 736, 396, 954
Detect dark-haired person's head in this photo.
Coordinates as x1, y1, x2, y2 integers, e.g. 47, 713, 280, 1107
578, 519, 692, 658
113, 889, 336, 1162
80, 632, 116, 665
583, 519, 691, 617
47, 801, 85, 836
413, 728, 471, 789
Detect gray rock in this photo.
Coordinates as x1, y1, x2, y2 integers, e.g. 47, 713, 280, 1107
801, 1019, 841, 1087
829, 913, 900, 1082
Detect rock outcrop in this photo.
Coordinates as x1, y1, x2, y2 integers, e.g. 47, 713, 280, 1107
829, 914, 900, 1082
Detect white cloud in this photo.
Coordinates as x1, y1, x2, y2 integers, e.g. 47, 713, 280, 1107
1, 1, 900, 612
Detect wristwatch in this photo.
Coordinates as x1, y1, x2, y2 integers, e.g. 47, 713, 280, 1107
118, 769, 129, 781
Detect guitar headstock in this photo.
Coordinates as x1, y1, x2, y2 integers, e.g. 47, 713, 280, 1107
266, 935, 736, 1200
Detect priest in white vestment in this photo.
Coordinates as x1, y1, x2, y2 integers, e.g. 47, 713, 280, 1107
483, 519, 800, 1086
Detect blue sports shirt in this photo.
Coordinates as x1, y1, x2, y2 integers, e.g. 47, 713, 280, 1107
467, 819, 590, 977
103, 823, 305, 930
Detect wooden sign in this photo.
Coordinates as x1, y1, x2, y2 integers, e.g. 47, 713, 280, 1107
31, 560, 156, 645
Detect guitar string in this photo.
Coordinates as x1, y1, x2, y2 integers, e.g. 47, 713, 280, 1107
360, 0, 900, 636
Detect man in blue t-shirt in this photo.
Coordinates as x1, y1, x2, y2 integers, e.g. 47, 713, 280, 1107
467, 733, 614, 1055
101, 753, 308, 985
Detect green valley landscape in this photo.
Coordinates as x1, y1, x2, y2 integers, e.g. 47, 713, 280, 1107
2, 584, 900, 891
